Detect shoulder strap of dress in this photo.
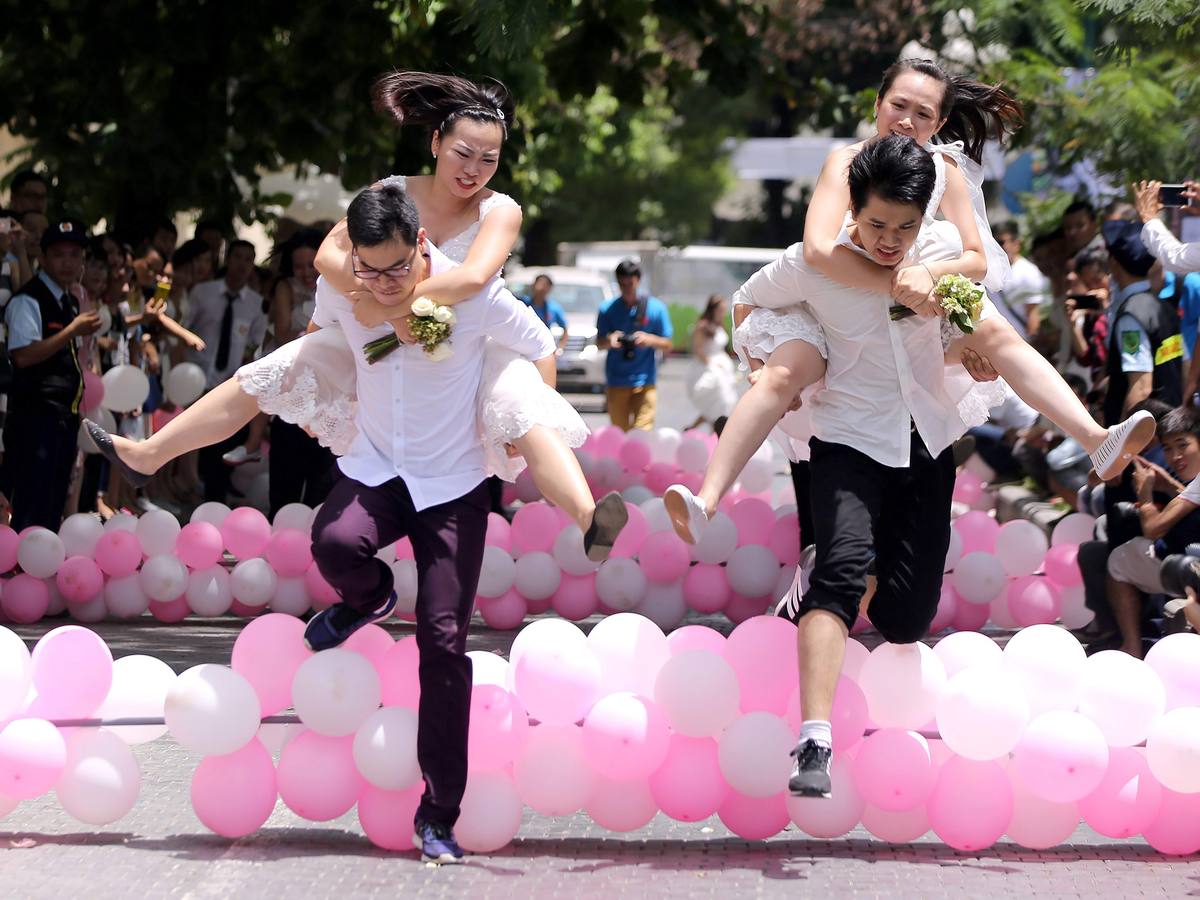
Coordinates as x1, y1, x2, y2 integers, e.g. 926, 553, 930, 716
479, 190, 520, 220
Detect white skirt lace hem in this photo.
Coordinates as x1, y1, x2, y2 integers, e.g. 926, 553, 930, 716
733, 306, 828, 367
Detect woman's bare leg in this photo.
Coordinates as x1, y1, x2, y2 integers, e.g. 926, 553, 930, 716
695, 340, 827, 518
950, 318, 1107, 451
511, 425, 596, 531
105, 378, 261, 475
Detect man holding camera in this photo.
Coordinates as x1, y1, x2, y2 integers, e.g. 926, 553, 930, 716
597, 259, 673, 431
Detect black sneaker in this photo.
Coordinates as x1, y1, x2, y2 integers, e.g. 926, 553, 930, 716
413, 817, 464, 864
788, 739, 833, 798
303, 591, 397, 652
583, 492, 629, 562
774, 567, 803, 624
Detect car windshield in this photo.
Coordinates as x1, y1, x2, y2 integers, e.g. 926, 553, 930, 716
512, 281, 607, 314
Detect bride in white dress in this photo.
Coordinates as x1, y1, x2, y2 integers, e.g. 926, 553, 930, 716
86, 72, 627, 560
685, 294, 738, 429
665, 59, 1155, 541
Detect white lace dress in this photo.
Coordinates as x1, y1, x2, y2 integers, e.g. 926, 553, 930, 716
687, 327, 739, 421
732, 143, 1008, 461
235, 178, 588, 479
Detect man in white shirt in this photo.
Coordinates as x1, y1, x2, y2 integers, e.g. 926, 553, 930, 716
991, 220, 1051, 339
1135, 180, 1200, 274
183, 239, 266, 501
305, 182, 555, 863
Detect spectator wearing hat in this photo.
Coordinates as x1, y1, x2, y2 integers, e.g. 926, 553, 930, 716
2, 219, 101, 530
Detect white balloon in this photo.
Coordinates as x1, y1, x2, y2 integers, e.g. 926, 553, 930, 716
943, 526, 964, 574
635, 581, 688, 632
467, 650, 510, 689
654, 649, 740, 738
104, 574, 149, 619
390, 559, 418, 616
44, 579, 67, 616
456, 770, 524, 853
587, 612, 669, 697
95, 655, 177, 744
135, 509, 181, 558
638, 497, 673, 534
595, 557, 647, 611
270, 577, 311, 617
513, 552, 562, 602
620, 485, 654, 506
352, 706, 420, 790
477, 546, 516, 598
691, 511, 738, 564
103, 512, 138, 533
512, 723, 595, 816
186, 566, 232, 617
932, 630, 1003, 679
676, 437, 710, 472
272, 503, 313, 533
726, 544, 780, 598
230, 558, 278, 608
1146, 707, 1200, 794
0, 626, 32, 721
139, 555, 190, 602
77, 408, 117, 455
1058, 585, 1093, 630
1077, 650, 1166, 747
1051, 513, 1096, 547
55, 729, 141, 825
164, 664, 261, 756
17, 528, 65, 579
718, 711, 794, 797
553, 525, 601, 577
739, 457, 774, 495
648, 428, 683, 464
936, 664, 1029, 760
190, 501, 231, 529
951, 551, 1007, 605
859, 642, 948, 730
995, 520, 1049, 578
164, 361, 207, 407
69, 593, 108, 623
58, 513, 105, 558
292, 650, 381, 738
100, 365, 150, 413
1002, 624, 1087, 715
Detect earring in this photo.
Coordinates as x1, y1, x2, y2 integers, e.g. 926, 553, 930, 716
432, 153, 438, 160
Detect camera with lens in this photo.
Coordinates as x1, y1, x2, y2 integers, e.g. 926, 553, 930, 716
618, 334, 639, 360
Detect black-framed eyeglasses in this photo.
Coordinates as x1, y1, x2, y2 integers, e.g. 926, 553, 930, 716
352, 245, 418, 280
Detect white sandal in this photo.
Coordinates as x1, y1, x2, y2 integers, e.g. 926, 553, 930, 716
664, 484, 710, 545
1090, 410, 1156, 481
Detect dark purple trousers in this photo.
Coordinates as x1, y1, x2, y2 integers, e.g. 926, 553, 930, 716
311, 474, 489, 828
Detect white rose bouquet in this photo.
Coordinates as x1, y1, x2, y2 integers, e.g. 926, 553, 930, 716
363, 297, 457, 364
888, 274, 985, 334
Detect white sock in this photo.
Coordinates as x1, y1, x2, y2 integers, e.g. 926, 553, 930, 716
799, 719, 832, 749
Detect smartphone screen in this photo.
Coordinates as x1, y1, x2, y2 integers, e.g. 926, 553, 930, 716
1159, 183, 1189, 207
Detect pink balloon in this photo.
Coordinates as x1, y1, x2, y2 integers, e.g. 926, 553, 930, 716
862, 802, 930, 842
303, 562, 339, 610
357, 782, 424, 850
929, 583, 958, 634
220, 507, 272, 560
1076, 746, 1163, 839
953, 470, 984, 505
477, 589, 528, 630
783, 678, 868, 755
93, 529, 143, 577
618, 439, 651, 473
1142, 789, 1200, 856
1043, 544, 1082, 588
484, 513, 512, 552
393, 537, 415, 561
191, 739, 278, 838
767, 514, 801, 567
683, 563, 730, 614
1011, 711, 1109, 803
468, 684, 529, 772
582, 692, 670, 781
1008, 576, 1061, 627
954, 510, 999, 555
552, 573, 599, 621
378, 636, 420, 709
0, 718, 66, 799
266, 529, 312, 578
719, 790, 790, 840
592, 425, 626, 458
585, 774, 658, 832
342, 624, 393, 680
55, 556, 104, 604
277, 732, 364, 821
149, 597, 190, 623
724, 592, 770, 625
724, 615, 798, 716
951, 595, 990, 632
1005, 779, 1080, 849
0, 525, 18, 573
81, 369, 105, 413
853, 729, 935, 811
611, 504, 649, 559
666, 624, 727, 657
231, 613, 313, 716
638, 531, 690, 584
643, 462, 679, 496
508, 503, 560, 556
729, 498, 774, 547
2, 573, 49, 624
175, 522, 224, 571
30, 625, 113, 719
229, 599, 266, 618
649, 734, 728, 822
927, 756, 1012, 851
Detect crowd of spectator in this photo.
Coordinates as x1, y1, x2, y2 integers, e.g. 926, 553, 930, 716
0, 168, 339, 531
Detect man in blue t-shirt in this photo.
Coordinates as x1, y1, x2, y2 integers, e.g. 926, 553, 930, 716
521, 274, 568, 353
596, 259, 673, 431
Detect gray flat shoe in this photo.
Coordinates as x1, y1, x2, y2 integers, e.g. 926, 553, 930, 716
84, 418, 152, 488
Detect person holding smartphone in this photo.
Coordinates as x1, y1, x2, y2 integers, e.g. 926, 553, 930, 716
1134, 179, 1200, 274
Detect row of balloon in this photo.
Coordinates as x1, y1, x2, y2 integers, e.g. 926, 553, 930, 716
1, 616, 1198, 854
77, 362, 208, 442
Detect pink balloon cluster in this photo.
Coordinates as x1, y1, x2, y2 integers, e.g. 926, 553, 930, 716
475, 496, 797, 632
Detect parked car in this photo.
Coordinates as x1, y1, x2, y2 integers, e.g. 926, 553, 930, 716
506, 266, 614, 394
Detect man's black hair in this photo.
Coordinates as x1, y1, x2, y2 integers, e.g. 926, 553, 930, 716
346, 182, 420, 247
1063, 199, 1096, 221
10, 170, 47, 193
1159, 406, 1200, 441
615, 259, 641, 280
227, 239, 256, 259
847, 135, 936, 215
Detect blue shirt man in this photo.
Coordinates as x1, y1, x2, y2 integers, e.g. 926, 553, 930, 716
520, 274, 568, 351
595, 259, 672, 431
1162, 271, 1200, 361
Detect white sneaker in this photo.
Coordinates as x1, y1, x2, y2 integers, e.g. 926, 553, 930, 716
663, 484, 710, 545
222, 445, 262, 466
1090, 410, 1156, 481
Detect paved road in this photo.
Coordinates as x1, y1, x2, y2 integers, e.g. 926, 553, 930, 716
4, 367, 1196, 898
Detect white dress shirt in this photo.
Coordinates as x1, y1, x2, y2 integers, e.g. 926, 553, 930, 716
1142, 219, 1200, 274
311, 245, 555, 511
184, 279, 266, 387
733, 220, 986, 468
